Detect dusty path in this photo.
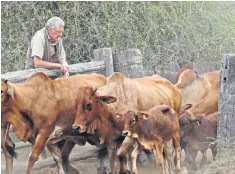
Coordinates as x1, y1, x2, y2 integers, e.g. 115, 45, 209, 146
2, 143, 213, 174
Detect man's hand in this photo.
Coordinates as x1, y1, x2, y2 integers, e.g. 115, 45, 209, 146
60, 64, 69, 77
60, 64, 69, 74
62, 71, 69, 77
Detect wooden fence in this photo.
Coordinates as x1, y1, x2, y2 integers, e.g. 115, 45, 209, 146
2, 48, 148, 83
218, 54, 235, 148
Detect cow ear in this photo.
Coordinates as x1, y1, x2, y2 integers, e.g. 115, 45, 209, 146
190, 119, 202, 126
137, 112, 149, 120
113, 113, 123, 121
7, 87, 15, 100
97, 96, 117, 104
4, 79, 8, 84
155, 105, 171, 114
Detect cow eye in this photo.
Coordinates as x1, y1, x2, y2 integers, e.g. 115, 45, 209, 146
84, 103, 92, 111
1, 90, 3, 94
131, 119, 135, 124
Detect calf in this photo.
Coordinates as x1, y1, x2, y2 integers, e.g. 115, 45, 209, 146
179, 112, 218, 169
116, 105, 181, 174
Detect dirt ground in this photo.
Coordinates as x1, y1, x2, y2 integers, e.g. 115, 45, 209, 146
1, 143, 216, 174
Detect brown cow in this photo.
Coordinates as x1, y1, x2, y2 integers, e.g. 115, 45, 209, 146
115, 105, 181, 174
175, 69, 219, 120
72, 72, 182, 173
1, 72, 107, 174
179, 112, 218, 169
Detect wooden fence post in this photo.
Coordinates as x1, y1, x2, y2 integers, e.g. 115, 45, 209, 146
93, 48, 114, 76
113, 49, 144, 78
218, 54, 235, 147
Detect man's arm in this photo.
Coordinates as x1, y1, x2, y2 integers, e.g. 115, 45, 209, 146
34, 56, 62, 69
34, 56, 69, 77
58, 43, 69, 75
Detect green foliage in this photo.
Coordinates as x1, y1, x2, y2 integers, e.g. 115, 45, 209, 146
1, 1, 235, 73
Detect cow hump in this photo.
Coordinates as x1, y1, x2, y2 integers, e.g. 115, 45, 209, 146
107, 72, 125, 83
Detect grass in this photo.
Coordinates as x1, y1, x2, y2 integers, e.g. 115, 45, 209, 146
192, 149, 235, 174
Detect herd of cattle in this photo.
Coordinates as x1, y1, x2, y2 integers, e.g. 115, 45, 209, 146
1, 66, 219, 174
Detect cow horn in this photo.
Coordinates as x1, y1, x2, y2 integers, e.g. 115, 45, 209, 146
93, 86, 97, 93
7, 88, 15, 100
3, 78, 8, 84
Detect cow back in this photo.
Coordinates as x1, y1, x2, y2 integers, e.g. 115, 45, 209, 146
98, 72, 181, 114
4, 72, 107, 129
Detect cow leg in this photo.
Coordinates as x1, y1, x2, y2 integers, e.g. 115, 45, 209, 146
59, 140, 78, 174
200, 150, 207, 166
172, 133, 181, 171
179, 138, 187, 165
190, 148, 198, 170
163, 141, 174, 174
117, 137, 135, 174
25, 129, 52, 174
96, 147, 108, 174
1, 124, 16, 174
184, 144, 192, 166
131, 144, 142, 174
107, 148, 117, 174
211, 142, 217, 161
153, 143, 165, 174
2, 146, 14, 174
47, 143, 65, 174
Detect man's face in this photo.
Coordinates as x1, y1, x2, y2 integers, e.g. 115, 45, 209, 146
48, 25, 64, 41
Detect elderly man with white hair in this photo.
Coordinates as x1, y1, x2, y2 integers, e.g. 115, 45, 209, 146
26, 16, 69, 77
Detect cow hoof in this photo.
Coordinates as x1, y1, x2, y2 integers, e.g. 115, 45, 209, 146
191, 165, 197, 171
175, 167, 181, 172
67, 167, 79, 174
119, 171, 130, 174
97, 167, 107, 174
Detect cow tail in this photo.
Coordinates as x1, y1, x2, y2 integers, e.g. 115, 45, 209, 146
5, 123, 18, 158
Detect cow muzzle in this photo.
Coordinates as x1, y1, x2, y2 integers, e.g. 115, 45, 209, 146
72, 125, 86, 133
122, 131, 129, 136
72, 125, 80, 132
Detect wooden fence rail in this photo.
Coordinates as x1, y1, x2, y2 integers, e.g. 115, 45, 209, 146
1, 61, 106, 83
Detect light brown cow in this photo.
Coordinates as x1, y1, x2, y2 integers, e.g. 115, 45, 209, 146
115, 105, 181, 174
179, 112, 218, 169
175, 69, 219, 120
72, 72, 182, 173
175, 68, 219, 166
1, 72, 107, 174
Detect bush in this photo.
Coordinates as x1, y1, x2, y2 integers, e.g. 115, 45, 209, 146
1, 1, 235, 73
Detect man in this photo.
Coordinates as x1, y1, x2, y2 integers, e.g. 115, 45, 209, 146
26, 16, 69, 77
